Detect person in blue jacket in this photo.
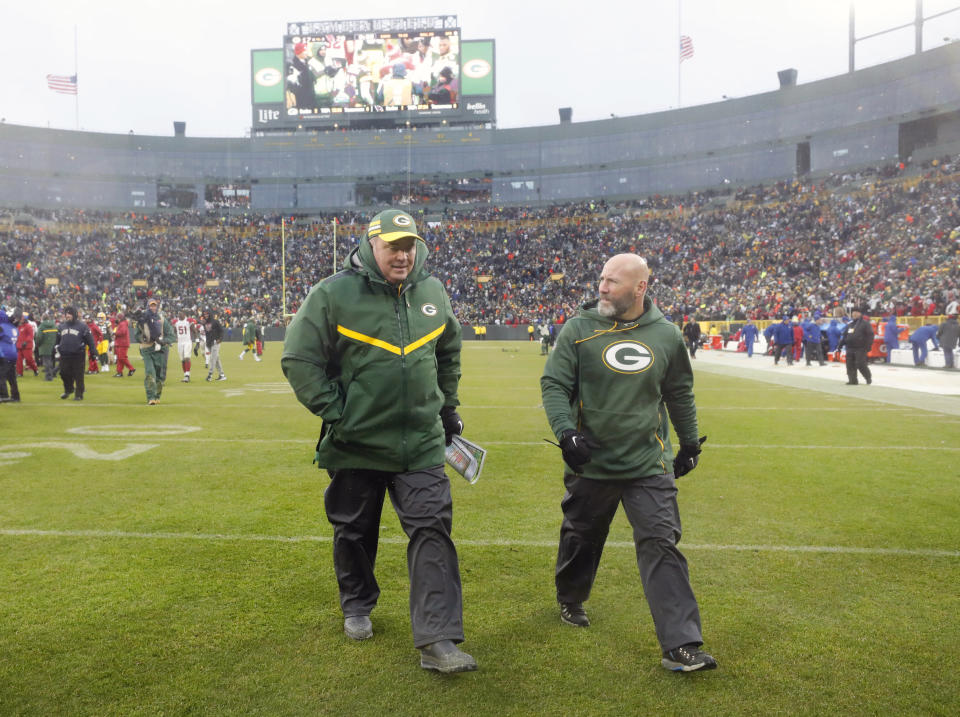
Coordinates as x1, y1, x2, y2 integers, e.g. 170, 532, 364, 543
762, 322, 777, 357
826, 319, 843, 353
801, 316, 825, 366
909, 324, 940, 367
772, 317, 794, 365
883, 315, 899, 363
0, 308, 21, 402
741, 319, 759, 357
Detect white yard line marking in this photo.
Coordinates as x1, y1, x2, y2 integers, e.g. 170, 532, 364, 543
1, 443, 157, 460
105, 437, 959, 451
1, 528, 956, 558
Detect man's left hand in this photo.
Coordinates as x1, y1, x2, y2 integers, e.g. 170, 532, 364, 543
440, 406, 463, 446
673, 436, 707, 478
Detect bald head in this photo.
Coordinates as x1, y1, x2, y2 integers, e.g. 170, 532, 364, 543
597, 253, 650, 320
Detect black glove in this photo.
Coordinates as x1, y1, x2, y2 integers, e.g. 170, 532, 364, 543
440, 406, 463, 446
673, 436, 707, 478
559, 429, 593, 472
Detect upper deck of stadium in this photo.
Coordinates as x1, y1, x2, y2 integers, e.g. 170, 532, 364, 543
3, 42, 960, 210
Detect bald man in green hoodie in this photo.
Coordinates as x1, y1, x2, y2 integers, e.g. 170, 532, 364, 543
541, 253, 716, 673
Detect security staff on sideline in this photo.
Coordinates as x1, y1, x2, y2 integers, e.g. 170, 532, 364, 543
282, 209, 476, 674
682, 316, 701, 358
56, 306, 97, 400
540, 253, 716, 673
837, 306, 874, 385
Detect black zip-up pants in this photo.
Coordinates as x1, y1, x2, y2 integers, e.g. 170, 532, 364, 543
555, 472, 704, 652
324, 465, 465, 648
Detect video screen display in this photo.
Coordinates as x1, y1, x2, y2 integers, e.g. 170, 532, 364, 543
204, 184, 251, 210
283, 29, 460, 123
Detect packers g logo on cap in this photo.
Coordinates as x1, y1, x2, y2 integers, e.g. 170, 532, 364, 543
367, 208, 423, 243
421, 303, 438, 317
601, 340, 654, 374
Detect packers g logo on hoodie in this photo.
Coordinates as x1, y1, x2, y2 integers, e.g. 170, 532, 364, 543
602, 340, 654, 374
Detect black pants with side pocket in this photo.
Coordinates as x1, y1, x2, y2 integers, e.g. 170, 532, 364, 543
555, 472, 704, 653
324, 465, 465, 649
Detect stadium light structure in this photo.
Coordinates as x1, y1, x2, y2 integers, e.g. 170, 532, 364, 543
849, 0, 960, 72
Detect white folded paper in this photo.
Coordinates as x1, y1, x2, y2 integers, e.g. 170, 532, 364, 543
444, 435, 487, 485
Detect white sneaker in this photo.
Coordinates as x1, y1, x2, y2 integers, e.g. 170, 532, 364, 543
216, 375, 227, 381
238, 353, 244, 360
255, 357, 261, 362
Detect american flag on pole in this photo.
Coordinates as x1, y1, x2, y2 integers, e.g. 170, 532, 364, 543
46, 74, 78, 95
679, 35, 694, 63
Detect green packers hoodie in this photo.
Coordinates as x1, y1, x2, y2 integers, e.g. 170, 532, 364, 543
541, 297, 698, 479
282, 235, 461, 472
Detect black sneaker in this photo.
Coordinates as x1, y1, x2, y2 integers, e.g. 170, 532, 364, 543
559, 601, 590, 627
662, 644, 717, 672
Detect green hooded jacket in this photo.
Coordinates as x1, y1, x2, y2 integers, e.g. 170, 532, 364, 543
541, 297, 698, 479
282, 236, 462, 472
37, 319, 59, 356
135, 316, 176, 354
243, 321, 257, 344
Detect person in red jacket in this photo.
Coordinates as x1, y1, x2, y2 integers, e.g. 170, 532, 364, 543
86, 316, 103, 374
792, 317, 804, 362
16, 312, 38, 377
112, 312, 136, 377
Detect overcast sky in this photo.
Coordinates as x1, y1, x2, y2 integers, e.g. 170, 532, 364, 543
2, 0, 958, 137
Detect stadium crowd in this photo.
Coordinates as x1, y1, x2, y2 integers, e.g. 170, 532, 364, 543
2, 157, 959, 330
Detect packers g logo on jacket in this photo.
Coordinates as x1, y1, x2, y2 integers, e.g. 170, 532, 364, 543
602, 340, 654, 374
421, 303, 438, 316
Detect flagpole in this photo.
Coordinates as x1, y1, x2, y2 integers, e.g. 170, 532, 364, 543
74, 25, 79, 130
677, 0, 682, 108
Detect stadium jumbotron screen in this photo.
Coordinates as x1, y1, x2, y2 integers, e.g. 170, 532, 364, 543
284, 29, 462, 126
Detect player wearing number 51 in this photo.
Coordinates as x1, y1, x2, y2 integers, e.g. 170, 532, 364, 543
540, 253, 716, 673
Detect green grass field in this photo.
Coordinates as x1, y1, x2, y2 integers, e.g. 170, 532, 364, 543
1, 342, 958, 716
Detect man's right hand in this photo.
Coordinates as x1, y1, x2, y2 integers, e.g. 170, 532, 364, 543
559, 429, 593, 472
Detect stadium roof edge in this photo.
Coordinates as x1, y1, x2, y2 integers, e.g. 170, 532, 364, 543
3, 42, 960, 147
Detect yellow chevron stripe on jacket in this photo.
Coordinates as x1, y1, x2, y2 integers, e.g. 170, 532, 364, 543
337, 324, 445, 355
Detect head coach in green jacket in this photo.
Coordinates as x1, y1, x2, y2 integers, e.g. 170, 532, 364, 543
540, 253, 716, 673
282, 208, 476, 674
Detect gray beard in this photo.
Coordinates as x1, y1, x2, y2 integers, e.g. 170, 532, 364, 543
597, 297, 631, 318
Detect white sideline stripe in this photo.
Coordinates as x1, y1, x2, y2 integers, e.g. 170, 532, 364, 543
1, 528, 957, 558
111, 437, 960, 451
31, 402, 913, 411
447, 406, 907, 411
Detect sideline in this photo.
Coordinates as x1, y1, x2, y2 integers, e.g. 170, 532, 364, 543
1, 527, 957, 558
690, 349, 960, 415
